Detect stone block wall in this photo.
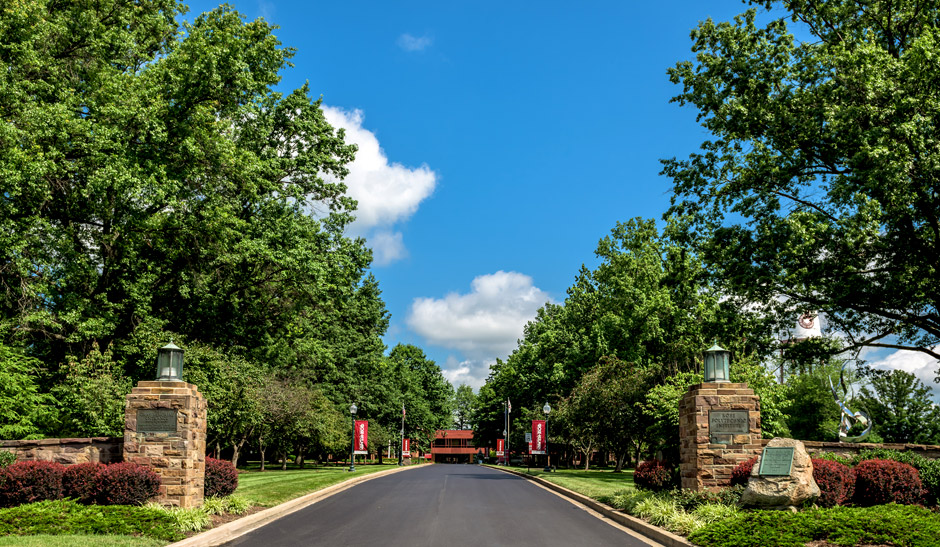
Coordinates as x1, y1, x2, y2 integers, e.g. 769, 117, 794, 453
123, 381, 207, 508
0, 437, 123, 465
679, 382, 762, 491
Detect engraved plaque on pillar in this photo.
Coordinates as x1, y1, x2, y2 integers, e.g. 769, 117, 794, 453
708, 410, 749, 444
137, 409, 178, 433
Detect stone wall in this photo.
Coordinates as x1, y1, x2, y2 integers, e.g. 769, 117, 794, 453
0, 437, 123, 465
764, 439, 940, 460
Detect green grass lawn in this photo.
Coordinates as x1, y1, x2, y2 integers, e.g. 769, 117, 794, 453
495, 465, 636, 500
235, 462, 406, 507
0, 536, 164, 547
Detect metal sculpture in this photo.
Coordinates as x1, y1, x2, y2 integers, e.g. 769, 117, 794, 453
829, 362, 872, 442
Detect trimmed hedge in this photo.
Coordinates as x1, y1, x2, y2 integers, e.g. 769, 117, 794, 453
634, 459, 676, 491
97, 462, 161, 506
205, 457, 238, 498
853, 459, 924, 506
811, 458, 855, 507
852, 448, 940, 506
730, 457, 757, 488
62, 462, 107, 504
0, 460, 65, 507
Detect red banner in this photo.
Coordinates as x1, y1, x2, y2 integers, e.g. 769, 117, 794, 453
354, 420, 368, 454
496, 438, 505, 456
402, 438, 410, 456
531, 420, 546, 454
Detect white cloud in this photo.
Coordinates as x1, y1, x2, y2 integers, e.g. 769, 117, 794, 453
369, 230, 407, 266
321, 106, 436, 264
407, 271, 554, 358
865, 346, 940, 398
397, 33, 432, 52
441, 356, 492, 391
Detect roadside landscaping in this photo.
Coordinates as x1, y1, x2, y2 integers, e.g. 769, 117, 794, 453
0, 461, 400, 545
497, 450, 940, 547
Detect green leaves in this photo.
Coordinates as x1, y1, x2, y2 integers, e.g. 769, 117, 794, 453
665, 0, 940, 361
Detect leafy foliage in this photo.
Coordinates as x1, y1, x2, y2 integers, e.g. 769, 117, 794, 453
96, 463, 161, 506
0, 499, 183, 541
664, 0, 940, 362
204, 458, 238, 498
857, 369, 940, 444
731, 457, 757, 488
811, 458, 855, 508
0, 461, 64, 507
633, 459, 677, 491
852, 459, 925, 506
0, 452, 15, 468
62, 463, 106, 505
689, 504, 940, 547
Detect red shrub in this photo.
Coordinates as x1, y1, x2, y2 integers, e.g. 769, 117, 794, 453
812, 458, 855, 507
853, 459, 925, 506
63, 462, 107, 504
731, 456, 758, 487
205, 457, 238, 497
633, 459, 676, 491
0, 460, 65, 507
96, 462, 161, 506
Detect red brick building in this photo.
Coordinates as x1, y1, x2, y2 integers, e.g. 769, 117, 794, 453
430, 430, 482, 463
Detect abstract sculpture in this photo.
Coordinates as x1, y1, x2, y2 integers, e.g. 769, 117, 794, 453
829, 362, 872, 442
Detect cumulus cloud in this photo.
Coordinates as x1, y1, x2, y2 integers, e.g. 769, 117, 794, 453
369, 230, 407, 266
397, 33, 432, 52
407, 271, 554, 358
321, 106, 436, 264
441, 356, 493, 391
865, 346, 940, 398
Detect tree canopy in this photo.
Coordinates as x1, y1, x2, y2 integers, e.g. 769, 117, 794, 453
664, 0, 940, 361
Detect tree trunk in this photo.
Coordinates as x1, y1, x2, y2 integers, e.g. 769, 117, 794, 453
281, 450, 288, 471
297, 446, 305, 469
259, 438, 267, 472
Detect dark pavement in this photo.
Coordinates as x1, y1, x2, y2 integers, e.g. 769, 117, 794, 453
222, 464, 654, 547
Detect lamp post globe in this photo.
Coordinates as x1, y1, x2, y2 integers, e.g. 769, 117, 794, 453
703, 342, 731, 383
349, 404, 358, 472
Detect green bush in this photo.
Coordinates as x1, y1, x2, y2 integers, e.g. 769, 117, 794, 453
0, 499, 183, 541
0, 452, 15, 468
688, 504, 940, 547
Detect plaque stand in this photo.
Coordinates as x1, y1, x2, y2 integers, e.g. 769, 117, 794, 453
679, 382, 762, 491
123, 381, 207, 507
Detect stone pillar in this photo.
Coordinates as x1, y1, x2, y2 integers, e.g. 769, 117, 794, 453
124, 381, 207, 508
679, 382, 762, 491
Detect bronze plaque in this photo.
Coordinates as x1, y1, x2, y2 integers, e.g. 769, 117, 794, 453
708, 410, 750, 434
758, 447, 795, 476
137, 409, 178, 433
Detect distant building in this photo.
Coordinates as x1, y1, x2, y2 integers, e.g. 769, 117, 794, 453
430, 430, 481, 463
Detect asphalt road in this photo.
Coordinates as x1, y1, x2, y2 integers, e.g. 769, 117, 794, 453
222, 464, 656, 547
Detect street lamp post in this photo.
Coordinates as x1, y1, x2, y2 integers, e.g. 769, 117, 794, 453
349, 403, 358, 472
502, 429, 507, 466
543, 403, 552, 472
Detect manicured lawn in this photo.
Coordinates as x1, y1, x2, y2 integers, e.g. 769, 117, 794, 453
0, 536, 164, 547
495, 465, 635, 499
235, 463, 407, 507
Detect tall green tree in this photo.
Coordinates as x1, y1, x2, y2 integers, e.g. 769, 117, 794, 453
858, 369, 940, 444
664, 0, 940, 363
453, 384, 478, 430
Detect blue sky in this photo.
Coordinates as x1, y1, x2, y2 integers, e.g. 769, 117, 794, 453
183, 0, 938, 393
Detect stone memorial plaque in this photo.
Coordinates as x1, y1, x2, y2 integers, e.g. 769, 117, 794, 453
137, 409, 178, 433
758, 446, 794, 476
709, 410, 750, 434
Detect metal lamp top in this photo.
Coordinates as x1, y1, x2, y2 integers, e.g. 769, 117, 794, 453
543, 403, 551, 415
350, 403, 358, 415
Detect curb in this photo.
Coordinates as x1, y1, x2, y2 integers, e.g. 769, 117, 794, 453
486, 466, 694, 547
168, 465, 422, 547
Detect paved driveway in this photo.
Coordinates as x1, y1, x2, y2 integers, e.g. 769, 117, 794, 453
223, 464, 656, 547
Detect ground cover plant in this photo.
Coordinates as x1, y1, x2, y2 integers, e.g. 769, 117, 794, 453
0, 499, 183, 542
688, 504, 940, 547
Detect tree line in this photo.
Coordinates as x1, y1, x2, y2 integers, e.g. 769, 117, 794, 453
0, 1, 454, 465
473, 0, 940, 467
